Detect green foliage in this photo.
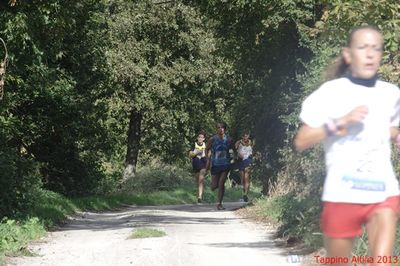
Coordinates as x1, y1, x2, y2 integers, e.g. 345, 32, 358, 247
119, 159, 261, 203
186, 0, 316, 193
72, 189, 203, 208
27, 190, 77, 227
0, 146, 42, 217
116, 190, 196, 206
0, 0, 323, 214
300, 0, 400, 83
120, 160, 193, 193
104, 0, 235, 165
257, 193, 323, 249
0, 1, 116, 197
277, 194, 321, 244
0, 218, 45, 257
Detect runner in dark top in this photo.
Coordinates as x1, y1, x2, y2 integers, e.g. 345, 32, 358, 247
206, 122, 233, 210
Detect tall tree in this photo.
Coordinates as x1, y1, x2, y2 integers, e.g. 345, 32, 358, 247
0, 0, 110, 196
104, 0, 235, 180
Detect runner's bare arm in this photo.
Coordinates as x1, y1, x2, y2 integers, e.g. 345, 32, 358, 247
188, 150, 196, 158
293, 124, 327, 152
294, 105, 368, 152
234, 140, 240, 150
205, 138, 213, 170
391, 127, 400, 149
390, 127, 400, 140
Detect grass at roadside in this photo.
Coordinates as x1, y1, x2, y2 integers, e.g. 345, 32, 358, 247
71, 182, 261, 210
0, 218, 46, 266
238, 195, 323, 248
128, 228, 166, 239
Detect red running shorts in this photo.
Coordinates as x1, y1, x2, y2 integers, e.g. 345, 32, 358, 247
321, 195, 400, 238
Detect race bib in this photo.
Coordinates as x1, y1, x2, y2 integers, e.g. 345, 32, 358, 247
215, 150, 227, 159
341, 176, 385, 191
339, 143, 386, 192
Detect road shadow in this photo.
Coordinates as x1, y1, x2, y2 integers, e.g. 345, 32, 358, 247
58, 202, 249, 232
200, 240, 278, 249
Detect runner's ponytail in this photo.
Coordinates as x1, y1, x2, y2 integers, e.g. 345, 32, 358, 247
323, 55, 348, 81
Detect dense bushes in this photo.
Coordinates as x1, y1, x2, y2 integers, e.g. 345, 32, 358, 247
0, 218, 45, 257
0, 148, 42, 218
260, 145, 325, 248
120, 160, 193, 193
260, 192, 323, 247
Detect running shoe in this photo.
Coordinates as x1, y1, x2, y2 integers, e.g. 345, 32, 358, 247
217, 204, 225, 210
243, 195, 249, 202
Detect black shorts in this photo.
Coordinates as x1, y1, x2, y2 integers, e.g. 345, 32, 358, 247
236, 158, 252, 171
211, 164, 231, 176
192, 157, 207, 173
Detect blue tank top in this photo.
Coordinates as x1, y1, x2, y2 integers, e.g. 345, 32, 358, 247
211, 135, 230, 167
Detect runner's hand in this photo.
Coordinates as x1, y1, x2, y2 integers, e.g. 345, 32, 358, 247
336, 105, 369, 127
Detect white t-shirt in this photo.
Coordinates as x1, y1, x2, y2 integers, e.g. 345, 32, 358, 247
300, 77, 400, 203
238, 142, 252, 160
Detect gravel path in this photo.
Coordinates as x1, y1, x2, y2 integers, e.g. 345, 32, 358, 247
7, 202, 295, 266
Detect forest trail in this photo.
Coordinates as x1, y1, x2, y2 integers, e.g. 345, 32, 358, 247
7, 202, 296, 266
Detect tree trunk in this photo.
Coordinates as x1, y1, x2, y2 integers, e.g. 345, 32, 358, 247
122, 108, 142, 182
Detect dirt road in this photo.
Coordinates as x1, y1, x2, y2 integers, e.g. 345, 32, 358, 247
7, 202, 296, 266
